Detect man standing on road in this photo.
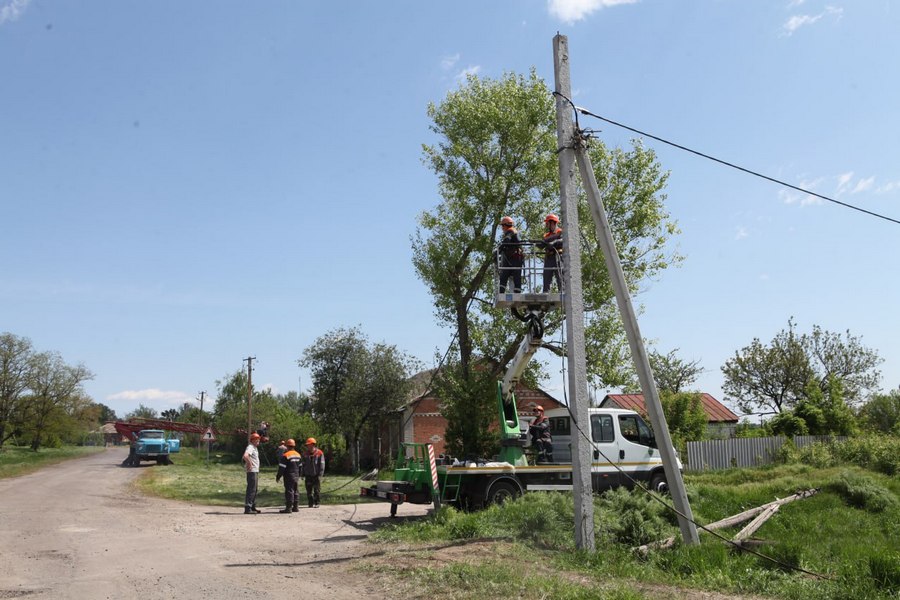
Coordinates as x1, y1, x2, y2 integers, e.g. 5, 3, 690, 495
302, 438, 325, 508
242, 433, 262, 514
276, 439, 302, 513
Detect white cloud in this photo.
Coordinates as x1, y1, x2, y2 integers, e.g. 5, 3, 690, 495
260, 382, 279, 394
851, 176, 875, 194
786, 0, 806, 7
107, 388, 195, 409
0, 0, 31, 25
440, 53, 460, 70
735, 227, 749, 240
875, 181, 900, 194
455, 65, 481, 83
835, 171, 854, 196
781, 5, 843, 36
759, 273, 770, 281
547, 0, 638, 24
780, 177, 823, 206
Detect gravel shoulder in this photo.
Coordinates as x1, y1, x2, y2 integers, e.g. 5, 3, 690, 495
0, 447, 429, 599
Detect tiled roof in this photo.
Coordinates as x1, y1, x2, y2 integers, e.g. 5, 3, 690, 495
602, 393, 739, 423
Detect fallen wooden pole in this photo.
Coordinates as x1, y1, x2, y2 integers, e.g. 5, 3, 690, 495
634, 488, 818, 555
733, 504, 779, 543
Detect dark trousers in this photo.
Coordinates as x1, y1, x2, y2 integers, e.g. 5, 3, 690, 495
305, 475, 321, 507
534, 439, 553, 462
499, 266, 522, 293
543, 257, 563, 292
245, 472, 259, 509
283, 474, 299, 509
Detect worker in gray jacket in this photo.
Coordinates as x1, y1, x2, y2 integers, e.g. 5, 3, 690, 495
301, 438, 326, 508
275, 439, 302, 513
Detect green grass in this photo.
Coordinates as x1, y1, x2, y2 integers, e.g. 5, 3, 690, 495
134, 447, 378, 507
0, 444, 105, 479
368, 464, 900, 600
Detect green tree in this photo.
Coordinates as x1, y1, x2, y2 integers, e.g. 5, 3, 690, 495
0, 333, 34, 448
721, 319, 815, 415
412, 71, 680, 457
160, 408, 179, 421
722, 319, 883, 416
631, 348, 703, 394
299, 326, 418, 471
659, 392, 708, 450
26, 351, 94, 451
806, 325, 882, 407
858, 389, 900, 434
126, 404, 158, 420
95, 403, 118, 423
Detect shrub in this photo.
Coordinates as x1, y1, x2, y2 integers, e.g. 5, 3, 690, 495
828, 471, 899, 513
596, 487, 675, 546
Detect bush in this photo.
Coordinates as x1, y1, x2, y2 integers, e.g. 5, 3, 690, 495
828, 471, 899, 513
596, 487, 675, 546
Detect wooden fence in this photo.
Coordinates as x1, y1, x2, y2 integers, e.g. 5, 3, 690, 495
685, 435, 847, 472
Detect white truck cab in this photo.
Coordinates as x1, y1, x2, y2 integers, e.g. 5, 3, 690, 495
544, 406, 676, 493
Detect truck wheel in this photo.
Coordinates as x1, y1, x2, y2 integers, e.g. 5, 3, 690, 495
487, 481, 520, 506
649, 472, 668, 494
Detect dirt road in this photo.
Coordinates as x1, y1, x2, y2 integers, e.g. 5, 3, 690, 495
0, 448, 429, 599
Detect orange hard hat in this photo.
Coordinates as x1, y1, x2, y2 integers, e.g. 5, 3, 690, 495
544, 214, 559, 224
285, 439, 296, 447
305, 437, 317, 446
249, 433, 261, 440
534, 405, 544, 412
500, 216, 514, 227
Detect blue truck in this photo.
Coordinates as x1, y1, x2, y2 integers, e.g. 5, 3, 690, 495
122, 429, 181, 467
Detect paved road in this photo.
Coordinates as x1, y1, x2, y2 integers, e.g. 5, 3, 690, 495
0, 448, 428, 599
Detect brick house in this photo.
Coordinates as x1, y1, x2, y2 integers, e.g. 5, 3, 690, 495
599, 393, 739, 439
399, 369, 565, 457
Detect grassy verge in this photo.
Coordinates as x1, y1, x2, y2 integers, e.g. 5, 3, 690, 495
133, 447, 378, 507
365, 464, 900, 600
0, 445, 105, 479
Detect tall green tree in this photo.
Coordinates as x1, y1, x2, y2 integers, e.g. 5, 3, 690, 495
0, 333, 34, 448
126, 404, 158, 420
299, 326, 418, 471
26, 351, 94, 451
721, 319, 815, 415
627, 348, 703, 394
722, 319, 883, 415
412, 71, 680, 457
659, 392, 708, 451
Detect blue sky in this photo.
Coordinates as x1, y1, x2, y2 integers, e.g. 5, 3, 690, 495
2, 0, 898, 419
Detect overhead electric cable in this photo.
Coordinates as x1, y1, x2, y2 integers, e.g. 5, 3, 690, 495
552, 92, 900, 226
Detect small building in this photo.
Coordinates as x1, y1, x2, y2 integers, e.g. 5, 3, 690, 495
600, 393, 739, 439
401, 369, 565, 457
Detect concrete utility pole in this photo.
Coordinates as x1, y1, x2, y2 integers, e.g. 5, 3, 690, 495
556, 35, 700, 545
244, 356, 256, 441
553, 33, 596, 552
196, 391, 206, 451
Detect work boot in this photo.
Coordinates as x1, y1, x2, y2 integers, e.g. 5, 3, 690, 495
279, 508, 291, 514
244, 508, 255, 514
291, 505, 298, 512
251, 506, 261, 513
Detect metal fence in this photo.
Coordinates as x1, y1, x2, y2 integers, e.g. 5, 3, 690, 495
685, 435, 847, 472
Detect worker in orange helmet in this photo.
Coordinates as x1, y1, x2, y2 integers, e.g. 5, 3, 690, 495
242, 433, 262, 514
537, 213, 563, 292
529, 406, 553, 463
497, 216, 524, 293
276, 439, 302, 513
301, 438, 326, 508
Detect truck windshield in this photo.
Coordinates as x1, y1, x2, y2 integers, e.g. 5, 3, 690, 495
141, 431, 165, 439
618, 415, 655, 447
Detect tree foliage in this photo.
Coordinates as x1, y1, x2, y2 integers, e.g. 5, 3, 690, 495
0, 332, 34, 447
412, 71, 680, 457
858, 390, 900, 435
629, 348, 703, 394
298, 326, 418, 471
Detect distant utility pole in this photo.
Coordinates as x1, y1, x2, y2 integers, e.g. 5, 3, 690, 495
553, 33, 595, 552
196, 391, 206, 451
244, 356, 256, 441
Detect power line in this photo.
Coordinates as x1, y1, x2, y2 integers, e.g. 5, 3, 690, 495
553, 93, 900, 226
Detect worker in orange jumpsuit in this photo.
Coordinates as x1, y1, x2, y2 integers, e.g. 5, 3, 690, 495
538, 213, 563, 292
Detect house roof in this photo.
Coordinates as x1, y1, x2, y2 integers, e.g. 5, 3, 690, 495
602, 393, 739, 423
